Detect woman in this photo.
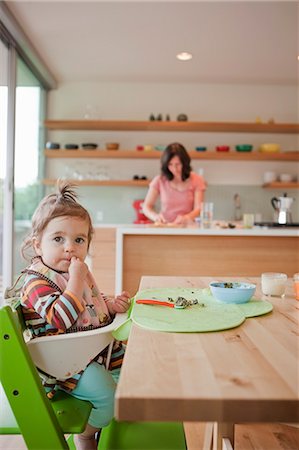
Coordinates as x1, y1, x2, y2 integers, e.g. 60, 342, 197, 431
143, 142, 206, 224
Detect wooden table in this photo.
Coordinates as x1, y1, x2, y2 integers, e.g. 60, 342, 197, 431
115, 276, 299, 449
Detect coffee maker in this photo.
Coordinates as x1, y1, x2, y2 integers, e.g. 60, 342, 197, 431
271, 193, 294, 225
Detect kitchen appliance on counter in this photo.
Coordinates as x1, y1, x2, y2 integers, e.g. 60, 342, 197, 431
254, 222, 299, 228
271, 193, 294, 225
132, 199, 152, 224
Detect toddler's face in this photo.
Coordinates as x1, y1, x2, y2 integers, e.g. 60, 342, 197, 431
33, 216, 90, 272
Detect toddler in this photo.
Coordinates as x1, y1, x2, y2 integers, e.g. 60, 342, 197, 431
19, 180, 130, 450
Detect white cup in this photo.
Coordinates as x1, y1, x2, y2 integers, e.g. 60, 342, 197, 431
243, 213, 255, 229
261, 273, 288, 297
200, 202, 214, 228
263, 171, 277, 183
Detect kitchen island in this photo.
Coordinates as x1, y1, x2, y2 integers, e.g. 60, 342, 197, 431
90, 225, 299, 296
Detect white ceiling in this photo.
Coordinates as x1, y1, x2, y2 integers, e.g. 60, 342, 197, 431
4, 0, 299, 86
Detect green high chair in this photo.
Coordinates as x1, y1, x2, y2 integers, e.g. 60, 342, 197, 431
0, 303, 92, 449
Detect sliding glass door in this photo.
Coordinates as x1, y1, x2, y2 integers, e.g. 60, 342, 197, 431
0, 39, 9, 298
14, 57, 46, 277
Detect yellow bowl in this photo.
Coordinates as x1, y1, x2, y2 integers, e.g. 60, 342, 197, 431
259, 143, 280, 153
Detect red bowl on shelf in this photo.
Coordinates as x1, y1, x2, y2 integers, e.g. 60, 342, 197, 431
216, 145, 230, 152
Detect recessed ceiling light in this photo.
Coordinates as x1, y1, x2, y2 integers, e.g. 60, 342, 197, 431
176, 52, 193, 61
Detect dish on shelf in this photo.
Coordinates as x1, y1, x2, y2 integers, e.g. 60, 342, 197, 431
65, 144, 79, 150
82, 143, 98, 149
235, 144, 253, 152
106, 142, 119, 150
279, 173, 293, 182
46, 142, 60, 149
216, 145, 230, 152
195, 146, 207, 152
259, 143, 280, 153
155, 145, 166, 151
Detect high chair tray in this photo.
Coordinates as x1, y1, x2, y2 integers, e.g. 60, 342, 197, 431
27, 313, 127, 379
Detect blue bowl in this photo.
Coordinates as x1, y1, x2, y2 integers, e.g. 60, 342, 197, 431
209, 281, 256, 304
195, 146, 207, 152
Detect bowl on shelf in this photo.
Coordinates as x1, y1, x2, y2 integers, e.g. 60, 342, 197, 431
82, 143, 98, 150
209, 281, 256, 304
216, 145, 230, 152
195, 146, 207, 152
235, 144, 253, 152
155, 145, 166, 151
105, 142, 119, 150
279, 173, 293, 182
259, 143, 280, 153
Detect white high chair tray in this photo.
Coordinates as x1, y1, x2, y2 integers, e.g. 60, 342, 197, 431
26, 313, 127, 379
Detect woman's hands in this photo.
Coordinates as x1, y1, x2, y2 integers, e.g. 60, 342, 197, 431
110, 291, 131, 313
172, 214, 193, 225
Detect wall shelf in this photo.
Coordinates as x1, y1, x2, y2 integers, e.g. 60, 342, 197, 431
44, 119, 299, 134
263, 181, 299, 189
43, 179, 150, 187
45, 149, 299, 161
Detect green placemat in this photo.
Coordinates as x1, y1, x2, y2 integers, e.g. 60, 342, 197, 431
131, 287, 273, 333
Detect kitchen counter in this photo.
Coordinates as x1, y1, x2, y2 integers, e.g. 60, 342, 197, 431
90, 224, 299, 296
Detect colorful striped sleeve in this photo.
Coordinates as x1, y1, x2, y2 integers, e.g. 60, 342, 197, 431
22, 274, 84, 332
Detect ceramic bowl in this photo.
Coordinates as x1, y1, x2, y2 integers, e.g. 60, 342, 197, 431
216, 145, 230, 152
209, 281, 256, 304
279, 173, 293, 182
195, 146, 207, 152
235, 144, 253, 152
155, 145, 166, 151
106, 142, 119, 150
259, 143, 280, 153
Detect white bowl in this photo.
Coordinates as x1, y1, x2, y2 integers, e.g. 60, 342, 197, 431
279, 173, 293, 182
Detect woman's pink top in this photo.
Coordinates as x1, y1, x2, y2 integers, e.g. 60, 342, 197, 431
150, 172, 206, 222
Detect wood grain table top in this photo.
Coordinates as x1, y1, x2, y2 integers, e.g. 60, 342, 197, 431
115, 276, 299, 424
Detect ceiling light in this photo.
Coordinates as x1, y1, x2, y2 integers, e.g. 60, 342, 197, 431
176, 52, 193, 61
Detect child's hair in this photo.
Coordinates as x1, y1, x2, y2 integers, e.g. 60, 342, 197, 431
21, 180, 94, 260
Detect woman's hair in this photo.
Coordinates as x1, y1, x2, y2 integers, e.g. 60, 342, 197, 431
160, 142, 191, 181
21, 180, 94, 260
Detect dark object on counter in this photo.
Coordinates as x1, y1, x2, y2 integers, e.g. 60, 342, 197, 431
133, 175, 148, 180
177, 114, 188, 121
216, 145, 230, 152
149, 114, 155, 121
235, 145, 253, 152
82, 143, 98, 149
156, 114, 162, 121
195, 146, 207, 152
166, 114, 170, 121
65, 144, 79, 150
46, 142, 60, 149
254, 222, 299, 228
228, 223, 236, 228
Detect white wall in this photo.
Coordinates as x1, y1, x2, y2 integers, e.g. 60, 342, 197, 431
46, 80, 299, 223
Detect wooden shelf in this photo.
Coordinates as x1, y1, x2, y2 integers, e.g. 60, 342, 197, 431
42, 179, 150, 187
263, 181, 299, 189
44, 149, 299, 161
44, 120, 299, 134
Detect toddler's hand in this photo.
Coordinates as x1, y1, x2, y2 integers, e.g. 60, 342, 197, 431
68, 257, 88, 281
112, 291, 131, 313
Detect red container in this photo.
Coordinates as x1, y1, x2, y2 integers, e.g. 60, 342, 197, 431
216, 145, 230, 152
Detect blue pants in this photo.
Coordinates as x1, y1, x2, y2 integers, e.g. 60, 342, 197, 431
68, 362, 120, 428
